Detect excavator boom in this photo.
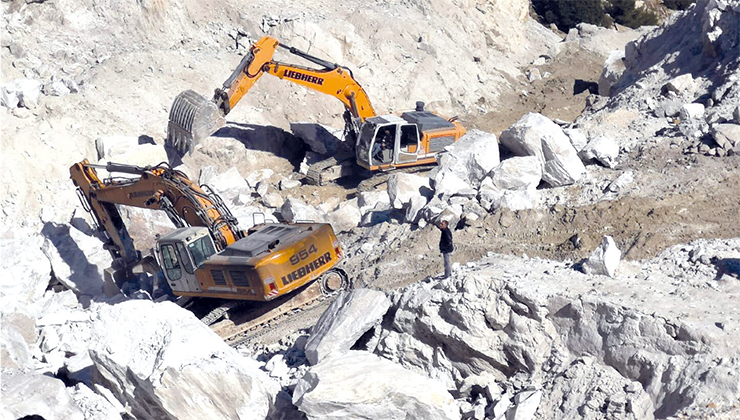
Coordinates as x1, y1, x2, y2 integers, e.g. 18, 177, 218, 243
166, 36, 375, 155
71, 160, 245, 272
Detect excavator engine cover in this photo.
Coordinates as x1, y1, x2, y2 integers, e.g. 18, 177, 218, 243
166, 90, 225, 155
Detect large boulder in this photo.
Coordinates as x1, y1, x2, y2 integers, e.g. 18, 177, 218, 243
598, 50, 626, 97
87, 300, 278, 420
357, 190, 391, 215
490, 156, 542, 191
1, 78, 43, 109
41, 223, 112, 299
0, 371, 85, 420
437, 129, 500, 188
305, 288, 391, 365
327, 199, 362, 233
387, 173, 433, 209
293, 350, 458, 420
433, 169, 473, 199
578, 135, 620, 168
499, 113, 585, 187
281, 198, 327, 223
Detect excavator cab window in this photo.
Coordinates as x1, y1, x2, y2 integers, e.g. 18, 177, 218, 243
187, 236, 216, 269
160, 244, 182, 281
177, 242, 195, 274
372, 126, 395, 165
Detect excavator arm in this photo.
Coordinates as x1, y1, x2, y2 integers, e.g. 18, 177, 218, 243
70, 160, 245, 272
167, 36, 376, 155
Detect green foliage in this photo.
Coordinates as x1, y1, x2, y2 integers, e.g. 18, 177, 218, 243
607, 0, 659, 28
531, 0, 608, 32
663, 0, 695, 10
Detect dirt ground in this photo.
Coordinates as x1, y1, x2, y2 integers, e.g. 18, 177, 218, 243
242, 37, 740, 349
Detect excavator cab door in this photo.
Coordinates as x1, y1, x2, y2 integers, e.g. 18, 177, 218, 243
156, 227, 215, 294
395, 124, 420, 164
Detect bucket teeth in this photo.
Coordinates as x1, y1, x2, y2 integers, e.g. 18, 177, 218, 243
166, 90, 226, 155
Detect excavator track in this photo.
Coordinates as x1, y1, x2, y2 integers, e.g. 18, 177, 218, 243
209, 268, 351, 346
304, 151, 356, 186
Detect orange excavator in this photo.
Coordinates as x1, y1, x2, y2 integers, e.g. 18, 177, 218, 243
70, 160, 350, 324
166, 36, 466, 185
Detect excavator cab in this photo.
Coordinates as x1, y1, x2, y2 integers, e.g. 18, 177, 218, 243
155, 226, 217, 294
356, 117, 422, 170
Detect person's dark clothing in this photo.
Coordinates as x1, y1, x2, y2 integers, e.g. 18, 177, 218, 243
439, 227, 453, 254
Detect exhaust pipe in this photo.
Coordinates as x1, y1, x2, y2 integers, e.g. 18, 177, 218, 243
166, 90, 226, 155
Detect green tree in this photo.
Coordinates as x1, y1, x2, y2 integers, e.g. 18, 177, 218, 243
607, 0, 659, 28
532, 0, 607, 32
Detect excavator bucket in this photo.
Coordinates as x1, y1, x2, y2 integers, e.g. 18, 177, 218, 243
166, 90, 226, 155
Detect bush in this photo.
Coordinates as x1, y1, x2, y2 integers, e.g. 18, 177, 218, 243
663, 0, 695, 10
532, 0, 608, 32
607, 0, 659, 28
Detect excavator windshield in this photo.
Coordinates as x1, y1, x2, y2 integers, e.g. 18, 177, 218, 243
188, 235, 217, 268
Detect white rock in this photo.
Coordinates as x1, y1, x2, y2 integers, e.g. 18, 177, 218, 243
279, 178, 302, 190
499, 113, 585, 187
680, 103, 705, 121
208, 167, 251, 201
3, 78, 43, 109
281, 198, 326, 223
662, 74, 695, 95
305, 288, 391, 365
262, 192, 284, 209
45, 81, 71, 96
246, 168, 274, 188
563, 128, 589, 152
582, 235, 621, 277
490, 156, 542, 191
41, 224, 112, 299
598, 49, 626, 97
434, 169, 473, 199
94, 136, 141, 160
327, 199, 362, 233
579, 135, 620, 168
499, 190, 538, 211
387, 173, 433, 209
711, 123, 740, 148
606, 170, 635, 193
0, 371, 85, 420
437, 129, 500, 188
358, 190, 391, 215
293, 351, 458, 420
87, 300, 278, 420
1, 323, 34, 370
406, 195, 429, 224
508, 390, 542, 420
0, 235, 50, 314
70, 383, 124, 420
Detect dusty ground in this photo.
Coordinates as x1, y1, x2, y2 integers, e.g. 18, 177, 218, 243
243, 33, 740, 350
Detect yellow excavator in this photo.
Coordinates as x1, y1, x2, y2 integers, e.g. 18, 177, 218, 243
166, 36, 466, 185
70, 159, 349, 324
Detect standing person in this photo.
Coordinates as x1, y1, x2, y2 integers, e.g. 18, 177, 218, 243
437, 220, 454, 278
